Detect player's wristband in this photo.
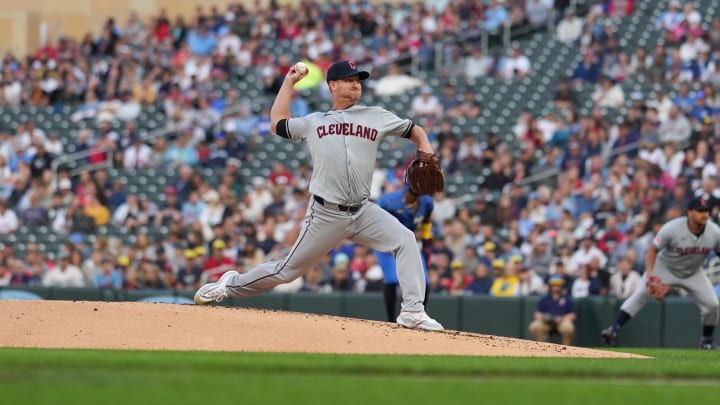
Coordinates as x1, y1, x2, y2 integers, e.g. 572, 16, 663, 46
420, 223, 432, 240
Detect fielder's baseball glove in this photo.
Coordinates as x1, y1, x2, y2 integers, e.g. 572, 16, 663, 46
646, 275, 671, 300
406, 150, 444, 195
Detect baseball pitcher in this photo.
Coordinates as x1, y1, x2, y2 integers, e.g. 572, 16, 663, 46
194, 60, 445, 331
601, 196, 720, 349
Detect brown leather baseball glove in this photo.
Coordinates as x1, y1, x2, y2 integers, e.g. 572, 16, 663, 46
646, 275, 671, 300
406, 150, 444, 195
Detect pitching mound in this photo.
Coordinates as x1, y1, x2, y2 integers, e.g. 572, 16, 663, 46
1, 300, 644, 358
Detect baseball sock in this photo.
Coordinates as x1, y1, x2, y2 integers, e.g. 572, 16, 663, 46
424, 285, 430, 307
384, 283, 398, 322
611, 310, 632, 332
702, 325, 715, 339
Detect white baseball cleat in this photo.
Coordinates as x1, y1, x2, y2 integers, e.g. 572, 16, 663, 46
194, 270, 239, 305
396, 311, 444, 331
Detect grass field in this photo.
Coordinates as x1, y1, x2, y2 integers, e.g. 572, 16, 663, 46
1, 348, 719, 404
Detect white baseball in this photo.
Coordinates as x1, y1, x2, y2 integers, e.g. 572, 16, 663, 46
294, 61, 308, 75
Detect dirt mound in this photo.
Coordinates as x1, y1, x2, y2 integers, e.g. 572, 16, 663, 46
0, 300, 644, 358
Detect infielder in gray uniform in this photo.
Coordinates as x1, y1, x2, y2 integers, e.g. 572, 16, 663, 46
194, 60, 444, 331
601, 196, 720, 349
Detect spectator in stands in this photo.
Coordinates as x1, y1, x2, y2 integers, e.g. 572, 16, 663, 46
411, 85, 443, 122
482, 160, 513, 192
498, 43, 531, 79
176, 248, 203, 290
457, 134, 483, 163
680, 2, 702, 27
442, 259, 472, 295
572, 50, 603, 84
94, 256, 123, 289
659, 106, 692, 145
0, 199, 19, 234
553, 78, 578, 110
448, 89, 482, 118
517, 265, 546, 296
484, 0, 509, 32
42, 252, 85, 287
525, 0, 554, 28
529, 275, 576, 345
374, 63, 423, 96
609, 256, 641, 299
656, 0, 683, 31
463, 47, 494, 79
569, 262, 604, 298
556, 8, 583, 44
490, 259, 519, 297
123, 137, 153, 170
7, 257, 37, 286
187, 23, 218, 56
591, 75, 625, 108
466, 262, 493, 295
569, 232, 607, 276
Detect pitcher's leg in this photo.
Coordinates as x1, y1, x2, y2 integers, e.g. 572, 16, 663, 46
350, 204, 425, 313
227, 202, 351, 297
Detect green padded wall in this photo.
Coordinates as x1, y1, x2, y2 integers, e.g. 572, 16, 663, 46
226, 294, 288, 310
613, 300, 662, 347
343, 293, 389, 322
287, 293, 343, 316
426, 295, 461, 331
662, 297, 703, 349
461, 296, 523, 337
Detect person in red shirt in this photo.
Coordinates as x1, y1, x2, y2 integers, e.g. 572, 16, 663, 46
203, 239, 234, 282
597, 215, 625, 256
268, 161, 293, 187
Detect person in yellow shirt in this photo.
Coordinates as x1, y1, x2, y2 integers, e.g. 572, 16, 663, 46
132, 77, 157, 105
84, 194, 110, 226
490, 258, 520, 297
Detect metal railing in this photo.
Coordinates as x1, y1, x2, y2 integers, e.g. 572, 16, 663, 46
51, 147, 114, 184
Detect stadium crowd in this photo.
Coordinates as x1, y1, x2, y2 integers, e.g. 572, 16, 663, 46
1, 0, 720, 302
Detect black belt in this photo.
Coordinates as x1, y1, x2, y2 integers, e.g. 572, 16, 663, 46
313, 195, 362, 213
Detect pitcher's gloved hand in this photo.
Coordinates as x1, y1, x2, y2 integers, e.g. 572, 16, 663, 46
405, 151, 444, 196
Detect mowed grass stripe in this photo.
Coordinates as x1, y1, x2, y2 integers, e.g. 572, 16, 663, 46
2, 368, 719, 405
1, 348, 720, 380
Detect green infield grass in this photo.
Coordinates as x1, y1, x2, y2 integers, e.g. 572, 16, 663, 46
1, 348, 719, 404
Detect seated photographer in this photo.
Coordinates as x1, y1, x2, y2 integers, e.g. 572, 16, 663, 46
528, 275, 577, 345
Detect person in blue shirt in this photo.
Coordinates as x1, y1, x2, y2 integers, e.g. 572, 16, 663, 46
187, 25, 217, 56
467, 262, 493, 295
528, 275, 577, 345
375, 186, 434, 321
94, 257, 124, 289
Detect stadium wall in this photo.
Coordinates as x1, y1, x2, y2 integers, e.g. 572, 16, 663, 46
1, 286, 707, 349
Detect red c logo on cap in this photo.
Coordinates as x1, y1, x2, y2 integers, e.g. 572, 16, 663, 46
348, 60, 356, 69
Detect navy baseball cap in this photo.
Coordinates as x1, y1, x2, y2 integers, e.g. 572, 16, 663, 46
326, 60, 370, 82
688, 196, 711, 211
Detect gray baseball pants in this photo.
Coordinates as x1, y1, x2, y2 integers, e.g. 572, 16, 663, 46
621, 265, 719, 326
225, 197, 426, 312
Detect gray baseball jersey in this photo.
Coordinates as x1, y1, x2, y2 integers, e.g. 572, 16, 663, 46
652, 216, 720, 278
221, 104, 428, 314
281, 105, 413, 205
621, 216, 720, 326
